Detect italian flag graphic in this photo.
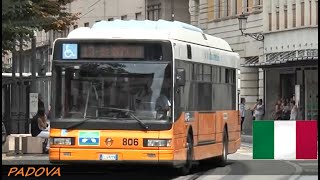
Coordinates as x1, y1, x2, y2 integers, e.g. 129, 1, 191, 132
253, 120, 318, 160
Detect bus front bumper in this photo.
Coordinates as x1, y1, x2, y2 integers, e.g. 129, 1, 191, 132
49, 148, 184, 167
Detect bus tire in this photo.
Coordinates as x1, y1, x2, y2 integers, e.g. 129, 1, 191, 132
177, 134, 193, 175
218, 130, 228, 166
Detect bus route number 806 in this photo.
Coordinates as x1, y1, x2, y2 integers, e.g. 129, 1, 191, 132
123, 138, 139, 146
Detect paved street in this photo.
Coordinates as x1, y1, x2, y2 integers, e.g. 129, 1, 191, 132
2, 144, 318, 180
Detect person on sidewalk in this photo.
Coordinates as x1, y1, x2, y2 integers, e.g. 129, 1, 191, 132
254, 99, 264, 120
38, 93, 45, 112
274, 99, 283, 120
31, 108, 50, 153
239, 98, 246, 134
251, 99, 259, 121
290, 100, 298, 120
282, 101, 291, 120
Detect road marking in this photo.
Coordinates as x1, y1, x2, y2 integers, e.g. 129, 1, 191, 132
303, 169, 318, 172
296, 162, 318, 166
195, 166, 231, 180
285, 161, 303, 180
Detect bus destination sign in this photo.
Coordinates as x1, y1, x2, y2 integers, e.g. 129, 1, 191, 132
80, 44, 145, 59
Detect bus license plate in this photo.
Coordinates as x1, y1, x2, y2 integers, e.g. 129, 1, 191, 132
100, 154, 118, 160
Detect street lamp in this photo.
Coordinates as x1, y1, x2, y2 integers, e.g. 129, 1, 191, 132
31, 30, 37, 93
238, 13, 264, 41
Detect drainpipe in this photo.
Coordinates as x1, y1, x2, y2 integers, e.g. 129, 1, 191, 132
171, 0, 175, 21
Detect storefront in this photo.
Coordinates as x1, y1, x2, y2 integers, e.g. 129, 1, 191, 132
242, 49, 318, 121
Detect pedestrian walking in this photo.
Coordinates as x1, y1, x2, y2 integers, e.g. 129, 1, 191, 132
239, 98, 246, 134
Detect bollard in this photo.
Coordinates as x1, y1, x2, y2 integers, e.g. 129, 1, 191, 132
14, 137, 20, 154
22, 136, 44, 154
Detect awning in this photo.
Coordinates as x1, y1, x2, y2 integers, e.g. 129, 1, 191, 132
241, 49, 318, 68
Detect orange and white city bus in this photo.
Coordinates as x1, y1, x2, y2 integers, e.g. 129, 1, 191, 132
49, 20, 241, 174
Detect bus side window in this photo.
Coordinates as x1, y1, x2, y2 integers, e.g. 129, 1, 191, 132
187, 45, 192, 59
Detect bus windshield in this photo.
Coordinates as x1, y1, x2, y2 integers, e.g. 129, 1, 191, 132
55, 62, 172, 121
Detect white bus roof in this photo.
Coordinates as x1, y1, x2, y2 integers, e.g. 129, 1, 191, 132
66, 20, 233, 52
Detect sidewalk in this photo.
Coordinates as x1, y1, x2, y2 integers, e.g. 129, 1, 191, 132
241, 134, 253, 144
2, 153, 49, 165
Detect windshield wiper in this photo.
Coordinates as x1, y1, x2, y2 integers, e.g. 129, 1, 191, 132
126, 111, 149, 130
66, 117, 98, 130
99, 107, 149, 130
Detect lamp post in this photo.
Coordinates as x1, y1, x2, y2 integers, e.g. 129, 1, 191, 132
238, 13, 264, 41
31, 30, 37, 93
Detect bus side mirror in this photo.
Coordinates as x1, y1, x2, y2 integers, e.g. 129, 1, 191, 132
176, 68, 186, 87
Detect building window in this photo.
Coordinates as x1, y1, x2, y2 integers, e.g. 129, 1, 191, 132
237, 0, 242, 15
249, 0, 252, 12
108, 18, 114, 21
216, 0, 221, 19
244, 0, 254, 12
293, 4, 296, 27
121, 15, 127, 20
301, 2, 305, 26
226, 0, 230, 16
73, 25, 78, 29
269, 13, 272, 31
285, 9, 288, 29
203, 65, 212, 82
225, 69, 230, 83
197, 64, 203, 81
147, 3, 161, 20
95, 20, 101, 23
309, 1, 313, 25
276, 11, 279, 30
135, 12, 142, 20
234, 0, 238, 14
195, 0, 200, 23
84, 22, 89, 27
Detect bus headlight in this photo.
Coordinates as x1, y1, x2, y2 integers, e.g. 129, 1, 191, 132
144, 139, 171, 147
51, 137, 73, 145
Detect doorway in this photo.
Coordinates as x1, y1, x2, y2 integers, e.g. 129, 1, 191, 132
280, 73, 295, 100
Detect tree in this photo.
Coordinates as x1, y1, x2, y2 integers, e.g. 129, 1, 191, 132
2, 0, 80, 54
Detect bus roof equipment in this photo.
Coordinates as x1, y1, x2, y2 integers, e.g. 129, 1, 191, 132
66, 20, 233, 52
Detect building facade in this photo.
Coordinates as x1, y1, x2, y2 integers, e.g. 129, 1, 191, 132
2, 30, 56, 134
146, 0, 191, 23
68, 0, 146, 28
189, 0, 318, 134
242, 0, 318, 121
68, 0, 190, 28
189, 0, 264, 134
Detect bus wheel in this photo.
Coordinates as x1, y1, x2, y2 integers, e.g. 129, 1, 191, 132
218, 131, 228, 166
178, 134, 193, 175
